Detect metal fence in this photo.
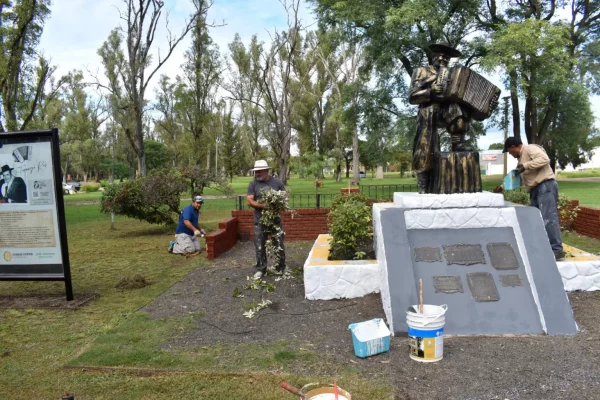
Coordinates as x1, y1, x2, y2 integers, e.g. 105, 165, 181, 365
235, 193, 337, 211
359, 184, 418, 200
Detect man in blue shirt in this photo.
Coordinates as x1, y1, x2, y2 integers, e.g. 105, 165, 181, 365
171, 195, 206, 255
246, 160, 286, 279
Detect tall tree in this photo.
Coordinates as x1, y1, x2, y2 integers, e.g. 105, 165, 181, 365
179, 0, 222, 168
95, 0, 203, 177
0, 0, 62, 132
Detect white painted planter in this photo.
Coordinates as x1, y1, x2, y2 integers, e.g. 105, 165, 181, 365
304, 234, 380, 300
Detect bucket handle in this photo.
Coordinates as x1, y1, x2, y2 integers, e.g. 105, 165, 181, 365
422, 304, 448, 326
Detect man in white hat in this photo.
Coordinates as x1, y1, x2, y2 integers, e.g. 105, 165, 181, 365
170, 194, 206, 255
246, 160, 286, 279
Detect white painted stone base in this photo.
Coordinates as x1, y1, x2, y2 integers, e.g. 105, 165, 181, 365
304, 234, 380, 300
558, 261, 600, 291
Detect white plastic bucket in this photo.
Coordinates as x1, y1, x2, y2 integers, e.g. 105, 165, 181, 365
406, 304, 447, 362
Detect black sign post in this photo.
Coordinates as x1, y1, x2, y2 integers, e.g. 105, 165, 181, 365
0, 129, 73, 301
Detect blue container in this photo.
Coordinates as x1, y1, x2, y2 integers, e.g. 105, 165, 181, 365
348, 318, 391, 358
503, 169, 521, 191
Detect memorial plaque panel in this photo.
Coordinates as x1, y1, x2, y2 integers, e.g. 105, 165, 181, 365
488, 243, 520, 270
500, 274, 523, 287
433, 275, 464, 293
443, 244, 486, 265
414, 247, 442, 262
467, 272, 500, 302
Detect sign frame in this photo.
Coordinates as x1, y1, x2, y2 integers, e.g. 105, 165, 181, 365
0, 128, 73, 300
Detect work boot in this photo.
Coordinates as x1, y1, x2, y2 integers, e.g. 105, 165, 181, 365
554, 251, 566, 261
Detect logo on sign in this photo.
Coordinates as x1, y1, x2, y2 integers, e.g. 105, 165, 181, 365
4, 251, 12, 262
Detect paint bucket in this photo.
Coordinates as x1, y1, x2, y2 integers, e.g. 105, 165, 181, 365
406, 304, 447, 362
280, 382, 351, 399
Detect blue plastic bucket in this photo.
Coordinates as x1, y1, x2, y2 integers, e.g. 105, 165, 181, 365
348, 318, 391, 358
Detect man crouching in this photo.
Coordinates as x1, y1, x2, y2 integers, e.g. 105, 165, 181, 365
170, 195, 206, 255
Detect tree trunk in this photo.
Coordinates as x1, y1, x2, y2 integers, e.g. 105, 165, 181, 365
352, 127, 360, 182
335, 163, 342, 182
509, 70, 521, 140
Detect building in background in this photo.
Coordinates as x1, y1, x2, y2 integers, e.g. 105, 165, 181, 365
479, 150, 518, 176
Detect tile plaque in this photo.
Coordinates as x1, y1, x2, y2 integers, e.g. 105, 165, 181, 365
414, 247, 442, 263
488, 243, 520, 270
433, 275, 464, 293
443, 244, 486, 266
500, 274, 523, 287
467, 272, 500, 302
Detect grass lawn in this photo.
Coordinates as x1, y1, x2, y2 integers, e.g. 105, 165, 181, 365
562, 231, 600, 255
0, 204, 391, 399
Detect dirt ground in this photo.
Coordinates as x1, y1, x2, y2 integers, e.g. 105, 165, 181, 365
143, 241, 600, 400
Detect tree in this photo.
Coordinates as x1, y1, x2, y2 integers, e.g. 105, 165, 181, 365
218, 101, 241, 182
178, 0, 222, 168
488, 143, 504, 150
144, 139, 169, 172
95, 0, 204, 177
0, 0, 64, 132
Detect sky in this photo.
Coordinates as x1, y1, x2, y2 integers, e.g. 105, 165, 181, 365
37, 0, 598, 152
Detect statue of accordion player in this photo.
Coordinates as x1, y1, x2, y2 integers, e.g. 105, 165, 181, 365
409, 43, 500, 193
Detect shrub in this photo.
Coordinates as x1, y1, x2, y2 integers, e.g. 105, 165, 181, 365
502, 189, 529, 205
100, 170, 187, 225
81, 182, 100, 192
99, 180, 110, 188
328, 193, 372, 260
558, 194, 580, 231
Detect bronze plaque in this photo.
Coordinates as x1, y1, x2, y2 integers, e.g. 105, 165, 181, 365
443, 244, 486, 266
500, 274, 523, 287
487, 243, 520, 270
414, 247, 442, 262
433, 275, 464, 293
467, 272, 500, 302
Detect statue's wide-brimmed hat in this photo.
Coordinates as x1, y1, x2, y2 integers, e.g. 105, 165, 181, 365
428, 43, 462, 58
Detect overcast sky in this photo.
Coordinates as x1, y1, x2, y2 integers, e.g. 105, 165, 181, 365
37, 0, 598, 152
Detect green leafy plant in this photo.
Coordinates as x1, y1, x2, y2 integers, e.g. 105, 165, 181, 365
502, 189, 529, 205
558, 194, 580, 231
259, 188, 295, 269
81, 182, 100, 192
100, 170, 187, 225
328, 193, 372, 260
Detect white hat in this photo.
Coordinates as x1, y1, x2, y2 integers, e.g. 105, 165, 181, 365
251, 160, 271, 171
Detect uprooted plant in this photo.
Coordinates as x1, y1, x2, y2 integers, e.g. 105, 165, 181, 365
259, 188, 296, 269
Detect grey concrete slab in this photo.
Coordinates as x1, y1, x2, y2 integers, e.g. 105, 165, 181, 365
406, 228, 543, 335
515, 207, 578, 335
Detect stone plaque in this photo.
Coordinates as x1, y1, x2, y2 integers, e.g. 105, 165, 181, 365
443, 244, 486, 266
500, 274, 523, 287
414, 247, 442, 262
467, 272, 500, 302
433, 275, 464, 293
487, 243, 520, 270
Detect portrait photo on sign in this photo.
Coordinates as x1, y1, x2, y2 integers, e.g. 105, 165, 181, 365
0, 145, 32, 204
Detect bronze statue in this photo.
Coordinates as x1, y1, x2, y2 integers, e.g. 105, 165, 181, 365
409, 43, 500, 194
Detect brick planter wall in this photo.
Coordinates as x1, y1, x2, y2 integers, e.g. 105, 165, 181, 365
232, 208, 331, 241
573, 203, 600, 239
205, 217, 238, 260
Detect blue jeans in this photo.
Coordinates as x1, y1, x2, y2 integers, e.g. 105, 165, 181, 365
253, 223, 286, 273
530, 180, 563, 254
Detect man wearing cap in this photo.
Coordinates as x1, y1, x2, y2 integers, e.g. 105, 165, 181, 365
246, 160, 286, 279
1, 164, 27, 203
409, 43, 473, 193
500, 137, 564, 260
171, 195, 206, 255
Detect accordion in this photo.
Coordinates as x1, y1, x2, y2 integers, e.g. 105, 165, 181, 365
443, 66, 501, 121
12, 145, 32, 163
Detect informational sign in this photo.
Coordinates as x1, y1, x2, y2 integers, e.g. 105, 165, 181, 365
0, 129, 73, 300
482, 155, 497, 161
